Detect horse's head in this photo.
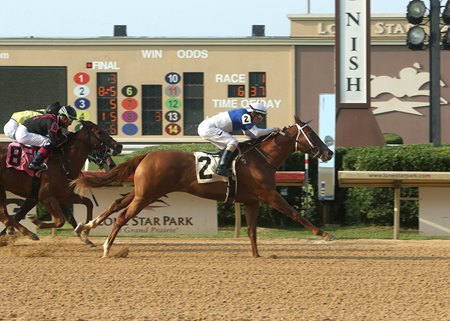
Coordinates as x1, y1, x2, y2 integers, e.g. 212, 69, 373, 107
282, 116, 333, 162
77, 120, 123, 156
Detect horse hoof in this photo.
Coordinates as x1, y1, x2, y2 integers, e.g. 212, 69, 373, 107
79, 230, 90, 241
30, 234, 40, 241
74, 222, 85, 235
324, 233, 336, 241
26, 213, 39, 224
84, 240, 96, 247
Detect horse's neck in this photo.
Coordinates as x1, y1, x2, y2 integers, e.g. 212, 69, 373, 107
62, 139, 90, 176
252, 136, 294, 169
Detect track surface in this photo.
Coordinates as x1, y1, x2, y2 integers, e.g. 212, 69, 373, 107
1, 236, 449, 321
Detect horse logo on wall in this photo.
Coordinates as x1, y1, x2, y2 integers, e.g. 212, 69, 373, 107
371, 63, 448, 115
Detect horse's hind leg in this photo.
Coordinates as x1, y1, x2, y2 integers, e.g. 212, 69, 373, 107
243, 201, 261, 258
76, 192, 133, 235
1, 198, 37, 236
0, 188, 39, 240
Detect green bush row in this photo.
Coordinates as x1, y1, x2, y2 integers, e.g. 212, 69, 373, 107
338, 144, 450, 227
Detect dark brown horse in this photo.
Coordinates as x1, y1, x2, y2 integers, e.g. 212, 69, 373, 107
0, 120, 122, 242
0, 150, 116, 241
72, 116, 335, 258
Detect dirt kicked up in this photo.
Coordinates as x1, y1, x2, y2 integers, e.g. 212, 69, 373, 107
1, 236, 449, 321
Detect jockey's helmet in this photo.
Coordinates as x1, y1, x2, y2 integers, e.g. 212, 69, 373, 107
46, 101, 62, 115
58, 105, 78, 120
247, 101, 267, 115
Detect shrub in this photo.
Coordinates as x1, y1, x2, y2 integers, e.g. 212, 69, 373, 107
384, 133, 403, 145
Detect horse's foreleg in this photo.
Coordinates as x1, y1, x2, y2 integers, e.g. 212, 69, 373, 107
243, 201, 261, 258
103, 195, 148, 258
77, 197, 94, 246
61, 194, 95, 246
265, 190, 336, 241
32, 199, 66, 229
61, 204, 78, 230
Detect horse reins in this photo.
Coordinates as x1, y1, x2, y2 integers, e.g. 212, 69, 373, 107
239, 123, 320, 168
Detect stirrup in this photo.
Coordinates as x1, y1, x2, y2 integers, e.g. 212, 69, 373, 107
28, 163, 48, 171
215, 166, 232, 177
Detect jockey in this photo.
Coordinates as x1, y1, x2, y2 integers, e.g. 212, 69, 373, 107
3, 102, 62, 140
198, 101, 279, 177
15, 105, 78, 171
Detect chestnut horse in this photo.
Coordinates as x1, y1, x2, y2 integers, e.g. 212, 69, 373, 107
0, 120, 122, 242
73, 116, 335, 258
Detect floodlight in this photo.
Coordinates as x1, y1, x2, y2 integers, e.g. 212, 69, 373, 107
406, 0, 426, 24
406, 25, 426, 50
442, 0, 450, 24
442, 28, 450, 50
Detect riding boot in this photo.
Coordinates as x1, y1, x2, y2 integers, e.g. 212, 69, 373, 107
28, 151, 48, 171
215, 149, 234, 177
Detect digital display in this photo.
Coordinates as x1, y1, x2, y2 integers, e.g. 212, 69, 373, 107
228, 84, 245, 98
0, 67, 67, 124
97, 72, 118, 135
183, 72, 204, 135
142, 85, 163, 135
249, 72, 266, 97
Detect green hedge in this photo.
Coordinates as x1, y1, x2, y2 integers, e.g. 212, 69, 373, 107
339, 144, 450, 227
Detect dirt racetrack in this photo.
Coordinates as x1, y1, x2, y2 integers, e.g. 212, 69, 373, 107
1, 235, 450, 321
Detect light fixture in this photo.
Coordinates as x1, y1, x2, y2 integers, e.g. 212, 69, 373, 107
442, 28, 450, 49
407, 25, 426, 50
443, 0, 450, 24
406, 0, 427, 24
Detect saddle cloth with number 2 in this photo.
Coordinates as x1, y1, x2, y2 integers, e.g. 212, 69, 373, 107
194, 152, 236, 184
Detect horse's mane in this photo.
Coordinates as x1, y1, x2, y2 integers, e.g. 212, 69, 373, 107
57, 120, 92, 151
238, 133, 274, 153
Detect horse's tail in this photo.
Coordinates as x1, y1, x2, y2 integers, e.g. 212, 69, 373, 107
71, 153, 147, 191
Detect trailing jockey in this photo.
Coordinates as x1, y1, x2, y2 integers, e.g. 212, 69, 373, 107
3, 102, 62, 140
198, 101, 279, 177
14, 105, 78, 171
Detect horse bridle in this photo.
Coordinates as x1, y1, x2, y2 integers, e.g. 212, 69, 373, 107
83, 125, 118, 156
239, 123, 322, 168
279, 123, 321, 159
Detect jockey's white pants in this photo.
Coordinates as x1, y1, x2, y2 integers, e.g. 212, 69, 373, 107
14, 124, 51, 147
198, 120, 238, 150
3, 119, 19, 140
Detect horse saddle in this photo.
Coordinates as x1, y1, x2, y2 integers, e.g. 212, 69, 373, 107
5, 142, 47, 177
194, 152, 237, 184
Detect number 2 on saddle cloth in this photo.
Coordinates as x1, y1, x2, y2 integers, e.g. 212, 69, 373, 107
5, 142, 45, 178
